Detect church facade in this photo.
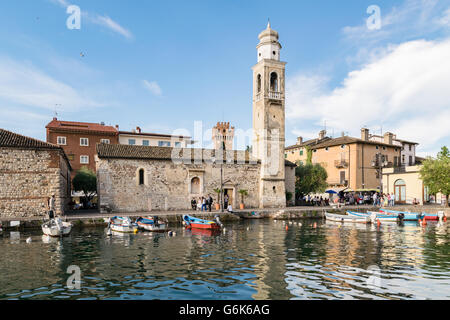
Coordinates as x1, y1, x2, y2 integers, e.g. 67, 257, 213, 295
96, 23, 296, 212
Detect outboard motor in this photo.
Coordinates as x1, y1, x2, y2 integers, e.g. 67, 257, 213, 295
397, 213, 405, 224
214, 215, 223, 228
370, 212, 378, 224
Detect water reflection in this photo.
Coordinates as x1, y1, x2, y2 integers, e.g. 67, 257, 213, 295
0, 219, 448, 300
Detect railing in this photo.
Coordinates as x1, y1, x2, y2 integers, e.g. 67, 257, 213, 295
268, 91, 282, 100
394, 166, 406, 173
334, 159, 349, 168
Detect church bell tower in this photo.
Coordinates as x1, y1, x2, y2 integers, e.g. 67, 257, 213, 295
252, 22, 286, 208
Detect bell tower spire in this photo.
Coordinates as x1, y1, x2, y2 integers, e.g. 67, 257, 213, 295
252, 22, 286, 208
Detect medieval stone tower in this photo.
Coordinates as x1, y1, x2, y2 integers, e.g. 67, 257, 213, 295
252, 22, 287, 208
212, 122, 235, 150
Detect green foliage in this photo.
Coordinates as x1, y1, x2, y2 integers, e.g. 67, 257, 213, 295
238, 189, 248, 204
72, 166, 97, 200
213, 188, 221, 202
286, 191, 293, 201
295, 162, 328, 197
419, 146, 450, 206
306, 146, 313, 164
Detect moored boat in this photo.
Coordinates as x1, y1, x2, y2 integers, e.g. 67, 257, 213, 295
347, 211, 399, 223
380, 208, 443, 221
42, 218, 73, 237
109, 216, 138, 233
183, 215, 222, 230
325, 212, 371, 224
136, 216, 169, 232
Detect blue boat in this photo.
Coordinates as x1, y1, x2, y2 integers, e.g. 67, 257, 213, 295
347, 211, 420, 222
183, 215, 222, 230
136, 216, 169, 232
380, 209, 441, 221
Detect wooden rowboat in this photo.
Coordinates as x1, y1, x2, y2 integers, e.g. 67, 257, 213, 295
109, 216, 138, 233
183, 215, 222, 230
325, 212, 371, 224
136, 216, 169, 232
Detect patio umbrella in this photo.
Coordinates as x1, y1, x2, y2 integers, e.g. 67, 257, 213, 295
325, 190, 337, 194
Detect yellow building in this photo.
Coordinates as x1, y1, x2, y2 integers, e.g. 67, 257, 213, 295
382, 165, 433, 204
286, 128, 406, 191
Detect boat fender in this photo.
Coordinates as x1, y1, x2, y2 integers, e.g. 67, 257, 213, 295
422, 218, 427, 226
377, 219, 381, 227
285, 225, 288, 231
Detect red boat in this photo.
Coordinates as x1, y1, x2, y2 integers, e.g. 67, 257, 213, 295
183, 215, 222, 230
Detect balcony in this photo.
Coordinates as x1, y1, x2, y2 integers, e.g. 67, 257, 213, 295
328, 180, 348, 187
268, 91, 282, 100
334, 159, 349, 168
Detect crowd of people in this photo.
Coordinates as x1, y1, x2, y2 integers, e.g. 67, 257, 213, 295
298, 191, 400, 208
191, 194, 235, 212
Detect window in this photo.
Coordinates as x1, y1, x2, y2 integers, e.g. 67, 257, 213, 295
100, 139, 110, 144
175, 142, 181, 148
285, 154, 287, 159
257, 74, 262, 93
158, 141, 171, 147
191, 177, 200, 194
382, 146, 386, 150
80, 138, 89, 146
128, 139, 136, 145
325, 147, 329, 152
409, 156, 413, 166
142, 140, 150, 146
57, 136, 66, 145
68, 154, 75, 161
80, 155, 89, 164
138, 169, 145, 185
409, 144, 412, 151
376, 146, 379, 150
300, 150, 303, 156
270, 72, 278, 92
341, 145, 346, 149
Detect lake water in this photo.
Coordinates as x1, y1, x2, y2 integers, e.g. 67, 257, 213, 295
0, 219, 448, 300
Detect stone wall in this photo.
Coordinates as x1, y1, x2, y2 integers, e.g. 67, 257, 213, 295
0, 148, 71, 218
97, 158, 262, 213
285, 166, 296, 206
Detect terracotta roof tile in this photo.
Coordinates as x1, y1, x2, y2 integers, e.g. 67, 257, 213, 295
309, 136, 399, 149
96, 143, 259, 164
46, 119, 118, 134
0, 128, 60, 149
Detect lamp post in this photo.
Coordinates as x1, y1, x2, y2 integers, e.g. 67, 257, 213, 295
212, 157, 224, 213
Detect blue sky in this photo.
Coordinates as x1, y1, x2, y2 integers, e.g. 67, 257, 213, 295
0, 0, 449, 156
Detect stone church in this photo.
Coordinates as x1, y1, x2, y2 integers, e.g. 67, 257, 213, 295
96, 23, 296, 212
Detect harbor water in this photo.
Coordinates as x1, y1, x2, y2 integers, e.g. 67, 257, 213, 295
0, 219, 448, 300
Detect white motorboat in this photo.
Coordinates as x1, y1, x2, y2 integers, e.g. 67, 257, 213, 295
42, 218, 73, 237
136, 216, 170, 232
325, 212, 372, 224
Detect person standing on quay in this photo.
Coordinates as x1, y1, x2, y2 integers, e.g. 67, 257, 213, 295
208, 194, 213, 212
47, 194, 56, 219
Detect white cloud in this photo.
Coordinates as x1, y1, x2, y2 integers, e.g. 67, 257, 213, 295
89, 14, 134, 40
49, 0, 133, 39
0, 57, 104, 111
286, 38, 450, 156
142, 80, 162, 96
437, 8, 450, 26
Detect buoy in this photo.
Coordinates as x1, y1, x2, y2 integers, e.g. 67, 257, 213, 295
313, 222, 317, 229
285, 225, 288, 231
422, 218, 427, 226
26, 237, 32, 243
377, 219, 381, 227
444, 216, 447, 222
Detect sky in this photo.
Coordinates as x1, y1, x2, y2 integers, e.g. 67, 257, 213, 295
0, 0, 449, 157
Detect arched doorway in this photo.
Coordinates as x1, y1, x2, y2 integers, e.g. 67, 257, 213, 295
191, 177, 200, 195
394, 179, 406, 203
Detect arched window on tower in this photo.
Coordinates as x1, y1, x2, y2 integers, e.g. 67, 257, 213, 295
257, 74, 262, 93
270, 72, 278, 92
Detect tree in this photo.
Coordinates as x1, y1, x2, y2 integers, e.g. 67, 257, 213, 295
295, 162, 328, 197
72, 166, 97, 207
238, 189, 248, 205
419, 146, 450, 206
213, 188, 221, 203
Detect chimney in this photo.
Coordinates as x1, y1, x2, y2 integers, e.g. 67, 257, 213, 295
115, 124, 119, 130
101, 121, 105, 126
136, 126, 141, 134
384, 132, 393, 145
297, 137, 303, 145
319, 130, 326, 140
341, 132, 345, 137
361, 128, 369, 141
53, 117, 57, 121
